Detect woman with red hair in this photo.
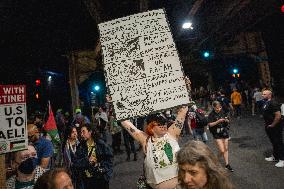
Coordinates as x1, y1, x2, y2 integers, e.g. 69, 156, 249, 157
121, 106, 188, 189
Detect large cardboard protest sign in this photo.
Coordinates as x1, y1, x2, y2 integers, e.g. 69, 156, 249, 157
98, 9, 190, 120
0, 85, 27, 154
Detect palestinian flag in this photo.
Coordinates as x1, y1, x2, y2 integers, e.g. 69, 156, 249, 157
43, 101, 61, 146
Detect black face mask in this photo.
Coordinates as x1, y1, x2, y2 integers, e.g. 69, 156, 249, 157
18, 157, 37, 174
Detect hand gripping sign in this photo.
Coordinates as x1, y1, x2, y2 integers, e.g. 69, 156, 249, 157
98, 9, 190, 121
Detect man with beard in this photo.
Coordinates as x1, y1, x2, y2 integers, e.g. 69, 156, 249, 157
27, 124, 54, 169
262, 89, 284, 168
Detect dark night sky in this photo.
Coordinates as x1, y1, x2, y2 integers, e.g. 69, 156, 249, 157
0, 0, 97, 82
0, 0, 186, 83
1, 0, 283, 88
0, 0, 283, 112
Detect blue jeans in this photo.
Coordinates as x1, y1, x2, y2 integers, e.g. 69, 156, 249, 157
192, 128, 208, 143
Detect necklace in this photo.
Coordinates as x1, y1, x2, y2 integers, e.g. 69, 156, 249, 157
68, 140, 77, 154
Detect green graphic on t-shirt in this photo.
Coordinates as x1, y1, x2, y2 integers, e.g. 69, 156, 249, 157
164, 142, 173, 163
159, 159, 167, 168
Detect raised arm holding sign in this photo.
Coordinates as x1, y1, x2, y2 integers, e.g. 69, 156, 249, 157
98, 9, 190, 121
99, 9, 191, 189
120, 106, 188, 189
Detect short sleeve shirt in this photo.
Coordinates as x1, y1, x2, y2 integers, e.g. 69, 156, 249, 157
34, 137, 54, 168
262, 100, 281, 125
208, 110, 228, 135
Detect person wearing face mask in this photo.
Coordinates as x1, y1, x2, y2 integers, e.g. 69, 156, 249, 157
6, 145, 46, 189
175, 141, 235, 189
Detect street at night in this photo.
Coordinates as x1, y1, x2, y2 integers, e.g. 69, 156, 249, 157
110, 114, 284, 189
1, 1, 284, 189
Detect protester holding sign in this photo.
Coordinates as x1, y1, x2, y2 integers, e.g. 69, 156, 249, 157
98, 8, 190, 189
121, 106, 188, 189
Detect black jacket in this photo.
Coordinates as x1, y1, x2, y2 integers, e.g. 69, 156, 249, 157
73, 138, 113, 181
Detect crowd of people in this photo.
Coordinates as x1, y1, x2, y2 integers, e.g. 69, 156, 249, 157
191, 80, 274, 118
4, 81, 283, 189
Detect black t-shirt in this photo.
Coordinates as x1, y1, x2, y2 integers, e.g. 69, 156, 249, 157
262, 100, 281, 126
208, 110, 228, 134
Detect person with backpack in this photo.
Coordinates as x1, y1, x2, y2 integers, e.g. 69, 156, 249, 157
187, 103, 208, 143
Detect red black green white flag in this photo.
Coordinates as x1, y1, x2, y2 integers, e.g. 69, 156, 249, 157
43, 101, 61, 146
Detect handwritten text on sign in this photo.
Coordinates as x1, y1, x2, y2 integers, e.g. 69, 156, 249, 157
0, 85, 27, 154
99, 9, 190, 120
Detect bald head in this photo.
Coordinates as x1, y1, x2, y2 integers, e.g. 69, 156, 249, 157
262, 89, 272, 100
27, 124, 39, 142
27, 124, 37, 132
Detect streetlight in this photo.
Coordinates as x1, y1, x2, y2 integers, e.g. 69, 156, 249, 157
182, 21, 194, 30
94, 85, 100, 91
203, 51, 210, 58
48, 76, 52, 82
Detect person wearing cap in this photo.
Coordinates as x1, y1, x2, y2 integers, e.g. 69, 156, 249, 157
6, 145, 46, 189
72, 108, 91, 128
121, 106, 188, 189
64, 111, 73, 126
